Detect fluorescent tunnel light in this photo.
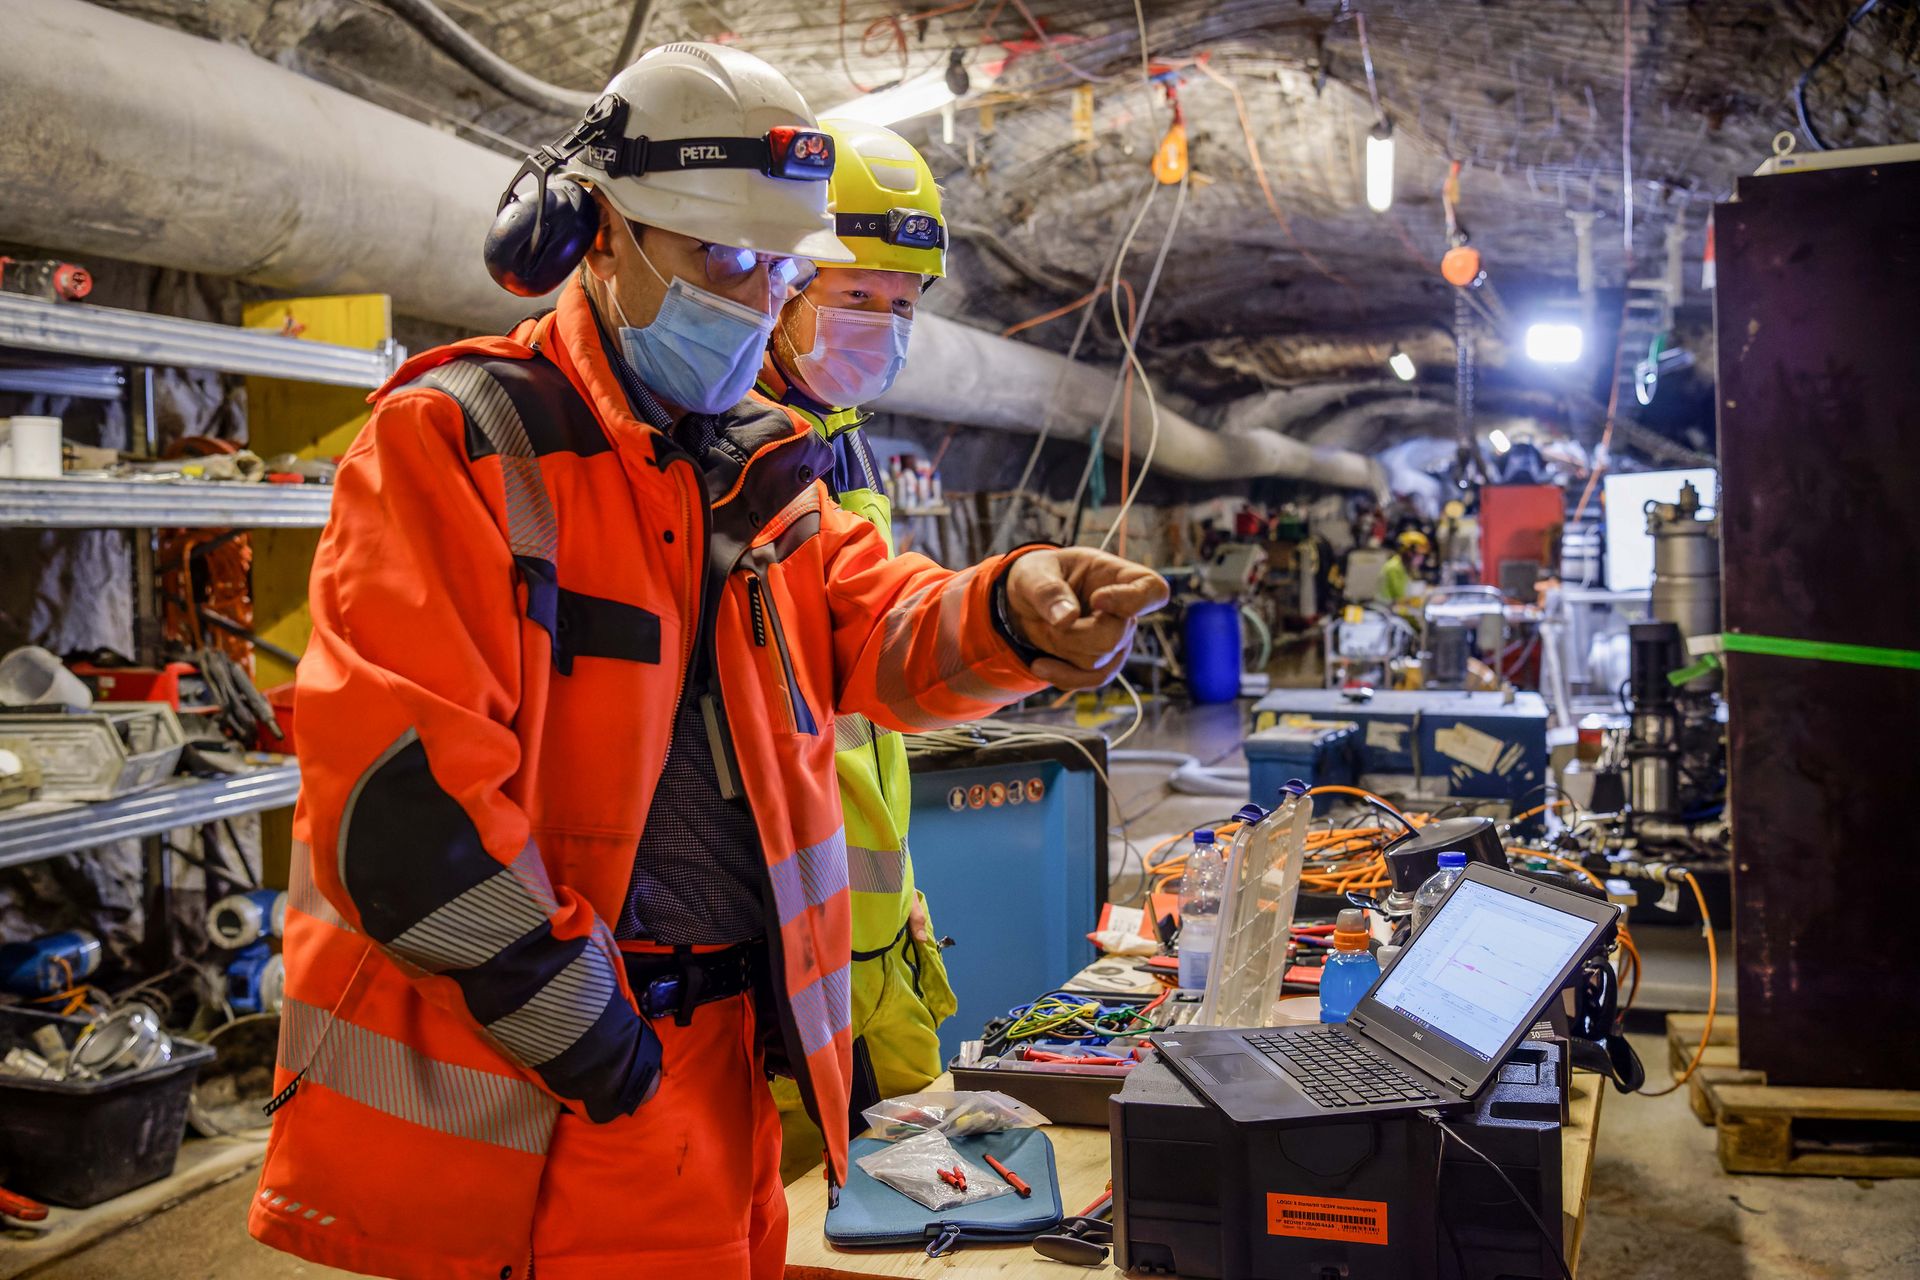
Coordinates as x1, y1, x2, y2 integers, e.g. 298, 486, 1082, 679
1524, 322, 1585, 364
823, 70, 958, 126
1366, 124, 1395, 213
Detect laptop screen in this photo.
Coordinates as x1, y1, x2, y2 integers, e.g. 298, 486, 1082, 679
1371, 876, 1598, 1061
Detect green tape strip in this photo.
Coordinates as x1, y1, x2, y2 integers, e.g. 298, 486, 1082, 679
1707, 633, 1920, 672
1667, 653, 1721, 686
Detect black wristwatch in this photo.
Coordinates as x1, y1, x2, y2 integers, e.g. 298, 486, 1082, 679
991, 571, 1050, 667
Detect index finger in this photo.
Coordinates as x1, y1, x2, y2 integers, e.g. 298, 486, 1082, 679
1088, 571, 1170, 619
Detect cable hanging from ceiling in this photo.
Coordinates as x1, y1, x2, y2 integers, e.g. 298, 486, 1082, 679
373, 0, 596, 116
1795, 0, 1885, 152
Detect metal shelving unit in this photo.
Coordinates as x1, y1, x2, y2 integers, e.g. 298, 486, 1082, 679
0, 290, 371, 958
0, 476, 332, 529
0, 764, 301, 871
0, 292, 397, 389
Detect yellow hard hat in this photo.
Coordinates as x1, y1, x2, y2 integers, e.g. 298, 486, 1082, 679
1397, 530, 1431, 552
815, 118, 946, 278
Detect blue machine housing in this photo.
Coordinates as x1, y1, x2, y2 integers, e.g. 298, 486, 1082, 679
906, 730, 1109, 1062
1250, 689, 1549, 810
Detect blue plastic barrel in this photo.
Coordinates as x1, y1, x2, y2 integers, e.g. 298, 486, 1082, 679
1183, 601, 1244, 704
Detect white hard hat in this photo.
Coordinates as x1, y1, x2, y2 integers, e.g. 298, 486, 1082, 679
563, 43, 855, 263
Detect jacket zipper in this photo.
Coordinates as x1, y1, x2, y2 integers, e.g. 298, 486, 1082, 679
746, 575, 768, 646
750, 568, 816, 736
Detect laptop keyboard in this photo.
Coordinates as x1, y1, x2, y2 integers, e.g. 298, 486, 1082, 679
1243, 1028, 1443, 1109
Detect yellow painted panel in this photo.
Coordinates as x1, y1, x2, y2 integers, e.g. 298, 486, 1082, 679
242, 295, 393, 885
241, 295, 391, 688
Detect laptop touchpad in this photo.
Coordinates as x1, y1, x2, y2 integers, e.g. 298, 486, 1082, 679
1191, 1052, 1273, 1085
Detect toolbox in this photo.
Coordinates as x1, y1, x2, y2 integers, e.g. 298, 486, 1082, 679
948, 1052, 1134, 1128
0, 702, 186, 801
1242, 719, 1360, 808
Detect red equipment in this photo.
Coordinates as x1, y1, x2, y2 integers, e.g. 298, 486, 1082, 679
1478, 484, 1562, 601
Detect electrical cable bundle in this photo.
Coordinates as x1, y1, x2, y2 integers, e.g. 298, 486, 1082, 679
1142, 784, 1424, 900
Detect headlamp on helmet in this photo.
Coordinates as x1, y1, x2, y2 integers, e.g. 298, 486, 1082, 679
833, 206, 948, 252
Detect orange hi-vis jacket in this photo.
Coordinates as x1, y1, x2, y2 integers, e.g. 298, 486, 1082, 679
249, 280, 1048, 1279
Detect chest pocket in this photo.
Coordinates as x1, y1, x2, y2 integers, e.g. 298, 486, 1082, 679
413, 356, 661, 674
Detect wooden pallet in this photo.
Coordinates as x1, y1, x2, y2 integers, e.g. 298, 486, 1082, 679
1665, 1013, 1762, 1125
1668, 1016, 1920, 1177
1710, 1082, 1920, 1178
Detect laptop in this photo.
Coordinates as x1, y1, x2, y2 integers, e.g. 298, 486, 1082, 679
1155, 862, 1616, 1126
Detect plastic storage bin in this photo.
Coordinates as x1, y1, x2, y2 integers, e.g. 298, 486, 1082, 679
0, 1008, 215, 1207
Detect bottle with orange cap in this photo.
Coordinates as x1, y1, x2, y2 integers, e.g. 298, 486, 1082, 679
1318, 908, 1382, 1024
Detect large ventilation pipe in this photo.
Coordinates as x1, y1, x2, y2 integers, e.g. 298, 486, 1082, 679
873, 314, 1387, 493
0, 0, 1382, 491
0, 0, 547, 333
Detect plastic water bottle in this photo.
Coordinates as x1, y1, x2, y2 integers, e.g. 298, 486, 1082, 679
1178, 829, 1227, 991
1319, 909, 1381, 1023
1411, 850, 1470, 934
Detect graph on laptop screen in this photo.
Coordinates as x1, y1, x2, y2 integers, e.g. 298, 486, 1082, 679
1372, 879, 1594, 1060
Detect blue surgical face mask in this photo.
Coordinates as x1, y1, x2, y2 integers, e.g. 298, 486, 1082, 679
608, 230, 776, 416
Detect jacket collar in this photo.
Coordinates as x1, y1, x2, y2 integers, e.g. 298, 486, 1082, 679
534, 275, 670, 452
756, 355, 867, 438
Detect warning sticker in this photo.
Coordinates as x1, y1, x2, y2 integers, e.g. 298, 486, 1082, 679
1365, 720, 1409, 754
1433, 721, 1504, 774
1266, 1193, 1389, 1246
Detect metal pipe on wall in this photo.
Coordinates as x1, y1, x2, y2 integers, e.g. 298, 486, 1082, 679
873, 313, 1387, 493
0, 0, 550, 333
0, 0, 1383, 491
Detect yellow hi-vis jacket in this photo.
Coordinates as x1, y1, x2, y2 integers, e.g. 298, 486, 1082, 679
757, 364, 956, 1173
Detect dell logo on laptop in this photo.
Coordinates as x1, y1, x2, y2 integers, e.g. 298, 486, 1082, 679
1411, 1031, 1424, 1040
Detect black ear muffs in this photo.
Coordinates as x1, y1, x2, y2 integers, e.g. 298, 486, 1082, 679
484, 177, 599, 298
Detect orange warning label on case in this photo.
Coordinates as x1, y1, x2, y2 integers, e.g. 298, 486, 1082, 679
1266, 1193, 1389, 1245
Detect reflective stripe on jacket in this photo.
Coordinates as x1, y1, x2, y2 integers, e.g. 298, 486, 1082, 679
250, 281, 1047, 1280
756, 366, 915, 955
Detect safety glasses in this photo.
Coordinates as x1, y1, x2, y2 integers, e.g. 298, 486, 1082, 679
642, 225, 818, 296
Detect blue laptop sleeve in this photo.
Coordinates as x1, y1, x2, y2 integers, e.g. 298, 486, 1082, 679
824, 1126, 1064, 1256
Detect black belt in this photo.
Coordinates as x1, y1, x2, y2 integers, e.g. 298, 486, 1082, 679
622, 941, 762, 1026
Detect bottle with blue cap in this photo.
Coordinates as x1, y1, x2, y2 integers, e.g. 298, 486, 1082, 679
1178, 828, 1228, 991
1412, 849, 1470, 934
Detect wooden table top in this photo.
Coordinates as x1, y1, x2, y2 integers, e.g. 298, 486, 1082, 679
785, 1070, 1606, 1280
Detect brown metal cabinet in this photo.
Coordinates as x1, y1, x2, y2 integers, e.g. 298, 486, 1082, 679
1714, 158, 1920, 1089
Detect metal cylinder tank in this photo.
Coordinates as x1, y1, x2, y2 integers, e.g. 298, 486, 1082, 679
1647, 480, 1720, 693
1646, 480, 1720, 644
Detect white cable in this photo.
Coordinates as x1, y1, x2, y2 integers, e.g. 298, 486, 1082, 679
989, 178, 1158, 555
1132, 0, 1154, 89
1111, 672, 1146, 748
1097, 172, 1188, 555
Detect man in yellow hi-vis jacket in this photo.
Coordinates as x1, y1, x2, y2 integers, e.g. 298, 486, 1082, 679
755, 117, 955, 1180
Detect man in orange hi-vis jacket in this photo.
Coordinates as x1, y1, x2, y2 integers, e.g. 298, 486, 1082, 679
247, 42, 1166, 1280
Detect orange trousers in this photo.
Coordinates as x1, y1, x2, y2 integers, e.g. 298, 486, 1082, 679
529, 981, 786, 1279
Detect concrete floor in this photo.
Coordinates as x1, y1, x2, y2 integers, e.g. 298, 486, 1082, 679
24, 695, 1920, 1279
